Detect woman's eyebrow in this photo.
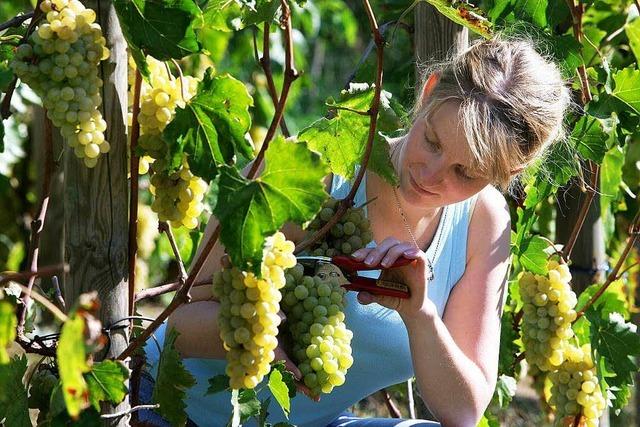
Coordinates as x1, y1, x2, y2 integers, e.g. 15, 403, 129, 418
425, 115, 475, 172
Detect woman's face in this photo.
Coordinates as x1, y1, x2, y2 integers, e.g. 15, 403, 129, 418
397, 100, 491, 208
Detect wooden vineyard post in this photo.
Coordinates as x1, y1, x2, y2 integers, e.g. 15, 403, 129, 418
63, 0, 130, 424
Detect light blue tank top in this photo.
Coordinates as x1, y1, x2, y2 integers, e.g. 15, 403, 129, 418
145, 172, 478, 427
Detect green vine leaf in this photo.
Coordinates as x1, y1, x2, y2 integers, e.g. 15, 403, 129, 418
164, 71, 255, 181
0, 300, 16, 364
57, 313, 91, 419
237, 388, 261, 422
517, 235, 548, 275
152, 327, 196, 426
203, 0, 280, 31
299, 83, 402, 186
214, 136, 328, 274
626, 18, 640, 63
586, 309, 640, 413
611, 68, 640, 115
600, 145, 625, 245
0, 355, 30, 427
85, 360, 129, 411
497, 309, 520, 377
570, 114, 609, 163
206, 374, 229, 395
268, 368, 290, 417
113, 0, 203, 69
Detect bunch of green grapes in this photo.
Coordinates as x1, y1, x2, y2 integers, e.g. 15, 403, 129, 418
149, 157, 207, 229
212, 232, 297, 390
11, 0, 110, 168
518, 258, 578, 372
548, 344, 606, 427
280, 264, 354, 396
306, 197, 373, 256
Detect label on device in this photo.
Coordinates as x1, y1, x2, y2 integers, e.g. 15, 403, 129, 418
375, 279, 409, 293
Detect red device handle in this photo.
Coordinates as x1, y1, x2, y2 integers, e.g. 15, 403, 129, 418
342, 277, 411, 299
332, 254, 415, 271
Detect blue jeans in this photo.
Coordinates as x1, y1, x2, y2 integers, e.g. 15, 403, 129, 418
137, 371, 439, 426
326, 412, 441, 427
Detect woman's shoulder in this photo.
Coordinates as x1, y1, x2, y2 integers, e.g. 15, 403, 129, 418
466, 185, 511, 262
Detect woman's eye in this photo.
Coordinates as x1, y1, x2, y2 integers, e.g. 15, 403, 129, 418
456, 166, 474, 180
424, 137, 439, 151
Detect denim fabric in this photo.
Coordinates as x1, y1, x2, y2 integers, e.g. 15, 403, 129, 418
326, 412, 441, 427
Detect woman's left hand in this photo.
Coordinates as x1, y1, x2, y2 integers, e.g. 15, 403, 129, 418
351, 237, 438, 320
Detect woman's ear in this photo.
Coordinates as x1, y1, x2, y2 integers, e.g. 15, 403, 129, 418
420, 72, 440, 105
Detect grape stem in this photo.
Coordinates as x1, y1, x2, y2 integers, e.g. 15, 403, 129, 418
117, 0, 299, 362
573, 207, 640, 321
380, 388, 402, 418
159, 221, 188, 282
128, 70, 143, 317
0, 11, 34, 32
17, 114, 54, 336
295, 0, 385, 255
0, 0, 44, 120
254, 23, 290, 137
133, 278, 211, 302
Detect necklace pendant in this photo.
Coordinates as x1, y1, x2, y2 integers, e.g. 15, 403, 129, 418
425, 259, 435, 282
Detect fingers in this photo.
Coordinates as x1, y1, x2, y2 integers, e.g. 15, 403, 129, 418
380, 242, 416, 267
357, 291, 402, 312
355, 237, 401, 266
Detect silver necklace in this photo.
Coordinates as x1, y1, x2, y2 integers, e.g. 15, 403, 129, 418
391, 185, 446, 282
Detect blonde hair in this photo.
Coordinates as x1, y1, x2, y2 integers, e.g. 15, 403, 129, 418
412, 34, 574, 194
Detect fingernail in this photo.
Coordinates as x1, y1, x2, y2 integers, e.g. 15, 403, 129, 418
404, 249, 419, 257
380, 259, 389, 267
365, 256, 374, 265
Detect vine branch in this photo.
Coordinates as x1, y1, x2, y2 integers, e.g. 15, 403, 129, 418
0, 263, 68, 285
0, 11, 34, 32
562, 160, 599, 261
117, 0, 299, 361
159, 221, 188, 282
128, 70, 142, 317
17, 114, 54, 336
295, 0, 385, 254
134, 278, 211, 302
574, 208, 640, 321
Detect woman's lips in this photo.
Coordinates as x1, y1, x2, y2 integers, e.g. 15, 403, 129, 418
410, 175, 436, 196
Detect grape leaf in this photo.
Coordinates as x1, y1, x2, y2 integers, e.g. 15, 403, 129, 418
423, 0, 492, 38
237, 388, 261, 421
57, 313, 91, 419
152, 327, 196, 426
494, 374, 517, 408
206, 374, 229, 395
0, 300, 16, 364
84, 360, 129, 411
0, 355, 30, 427
600, 145, 625, 245
626, 18, 640, 63
268, 368, 290, 417
214, 136, 328, 274
571, 114, 609, 163
203, 0, 280, 31
113, 0, 203, 61
498, 310, 520, 377
586, 309, 640, 412
517, 235, 548, 275
299, 83, 401, 185
611, 68, 640, 115
164, 71, 254, 181
270, 361, 296, 398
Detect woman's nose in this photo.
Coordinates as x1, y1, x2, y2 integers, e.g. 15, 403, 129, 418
418, 161, 445, 187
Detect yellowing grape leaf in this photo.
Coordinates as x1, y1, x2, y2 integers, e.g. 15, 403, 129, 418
57, 314, 91, 419
214, 136, 328, 274
0, 300, 16, 364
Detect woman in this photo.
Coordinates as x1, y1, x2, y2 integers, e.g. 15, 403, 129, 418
142, 36, 572, 426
